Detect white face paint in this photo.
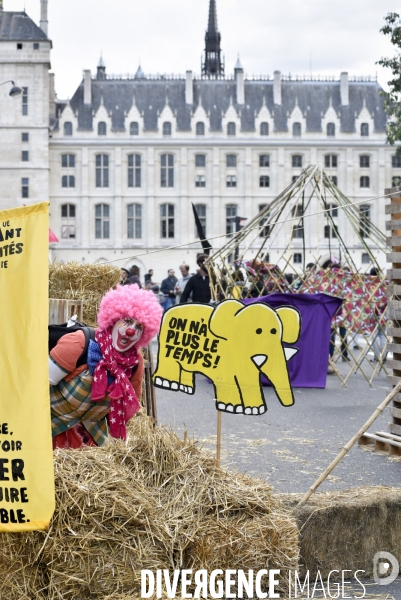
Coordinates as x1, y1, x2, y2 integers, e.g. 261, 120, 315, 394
111, 318, 143, 352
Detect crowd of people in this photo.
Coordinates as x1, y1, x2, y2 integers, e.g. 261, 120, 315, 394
120, 254, 211, 311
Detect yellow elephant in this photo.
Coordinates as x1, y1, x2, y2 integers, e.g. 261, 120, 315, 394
153, 300, 301, 415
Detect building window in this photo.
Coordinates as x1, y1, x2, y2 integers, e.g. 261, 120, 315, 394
61, 154, 75, 168
359, 205, 371, 238
361, 123, 369, 137
163, 122, 172, 136
98, 121, 107, 136
327, 203, 338, 218
226, 175, 237, 188
226, 154, 237, 168
327, 122, 335, 137
62, 175, 75, 188
161, 154, 174, 187
324, 225, 339, 239
392, 155, 401, 168
258, 204, 270, 237
196, 122, 205, 136
360, 176, 370, 188
330, 176, 338, 186
21, 151, 29, 162
130, 121, 139, 135
160, 204, 174, 238
260, 122, 269, 136
226, 205, 237, 236
64, 122, 73, 136
17, 43, 23, 50
22, 87, 28, 116
21, 132, 29, 142
128, 154, 141, 188
195, 175, 206, 187
292, 155, 302, 168
324, 154, 337, 168
195, 154, 206, 168
95, 154, 109, 188
194, 204, 207, 237
227, 122, 236, 136
61, 204, 76, 239
95, 204, 110, 239
33, 43, 39, 50
362, 253, 370, 264
293, 122, 301, 137
293, 253, 302, 264
259, 155, 270, 167
360, 155, 370, 168
292, 205, 304, 238
127, 203, 142, 239
21, 178, 29, 198
392, 176, 401, 187
292, 175, 299, 183
260, 176, 270, 188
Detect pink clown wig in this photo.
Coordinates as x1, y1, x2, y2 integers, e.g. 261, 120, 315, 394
97, 284, 162, 349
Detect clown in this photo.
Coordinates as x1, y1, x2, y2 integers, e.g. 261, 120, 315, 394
49, 285, 162, 449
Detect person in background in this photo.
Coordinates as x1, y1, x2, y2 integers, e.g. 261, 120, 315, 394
120, 268, 130, 285
127, 265, 142, 288
180, 254, 211, 304
370, 267, 387, 363
151, 284, 165, 306
160, 269, 178, 311
144, 269, 154, 285
175, 263, 192, 303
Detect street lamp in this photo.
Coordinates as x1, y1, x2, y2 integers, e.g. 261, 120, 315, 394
0, 80, 22, 97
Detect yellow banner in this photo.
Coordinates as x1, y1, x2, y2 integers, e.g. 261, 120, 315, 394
0, 202, 55, 531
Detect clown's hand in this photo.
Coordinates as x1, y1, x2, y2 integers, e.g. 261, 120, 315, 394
49, 357, 68, 385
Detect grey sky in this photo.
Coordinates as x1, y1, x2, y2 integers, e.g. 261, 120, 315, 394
16, 0, 399, 98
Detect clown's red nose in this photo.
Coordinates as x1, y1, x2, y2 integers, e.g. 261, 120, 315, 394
126, 328, 136, 337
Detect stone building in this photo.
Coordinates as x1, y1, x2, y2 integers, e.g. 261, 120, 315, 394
0, 0, 396, 280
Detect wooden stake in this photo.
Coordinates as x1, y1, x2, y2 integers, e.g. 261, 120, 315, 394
216, 410, 222, 467
298, 379, 401, 506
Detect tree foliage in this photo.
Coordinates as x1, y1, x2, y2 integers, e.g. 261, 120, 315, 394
378, 13, 401, 153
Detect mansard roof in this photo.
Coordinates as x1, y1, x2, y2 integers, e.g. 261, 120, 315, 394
0, 11, 49, 41
67, 75, 387, 134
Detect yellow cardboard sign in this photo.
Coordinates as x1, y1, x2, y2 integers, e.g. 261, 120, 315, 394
0, 203, 55, 531
154, 300, 301, 415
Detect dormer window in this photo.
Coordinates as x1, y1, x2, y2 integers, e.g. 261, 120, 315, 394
98, 122, 107, 136
260, 122, 269, 136
130, 122, 139, 136
361, 123, 369, 137
163, 122, 172, 136
64, 122, 73, 136
196, 122, 205, 136
293, 122, 301, 137
227, 122, 236, 136
327, 123, 335, 137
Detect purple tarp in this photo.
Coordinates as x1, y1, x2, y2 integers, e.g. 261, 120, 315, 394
244, 293, 343, 388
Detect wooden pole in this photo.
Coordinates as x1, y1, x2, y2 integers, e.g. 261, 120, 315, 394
298, 379, 401, 506
216, 411, 222, 467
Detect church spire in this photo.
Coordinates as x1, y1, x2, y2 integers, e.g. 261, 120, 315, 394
202, 0, 224, 79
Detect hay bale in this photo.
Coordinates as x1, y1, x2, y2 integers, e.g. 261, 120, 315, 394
17, 414, 297, 600
282, 487, 401, 578
0, 532, 47, 600
49, 262, 121, 326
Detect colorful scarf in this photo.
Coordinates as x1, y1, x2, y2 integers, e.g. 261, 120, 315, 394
91, 327, 140, 439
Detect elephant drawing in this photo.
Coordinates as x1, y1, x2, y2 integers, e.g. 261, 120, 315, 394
153, 300, 301, 415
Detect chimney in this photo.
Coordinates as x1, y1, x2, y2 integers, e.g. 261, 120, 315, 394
235, 57, 245, 105
273, 71, 281, 105
340, 72, 349, 106
84, 69, 92, 106
185, 70, 193, 105
49, 72, 56, 118
40, 0, 48, 36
